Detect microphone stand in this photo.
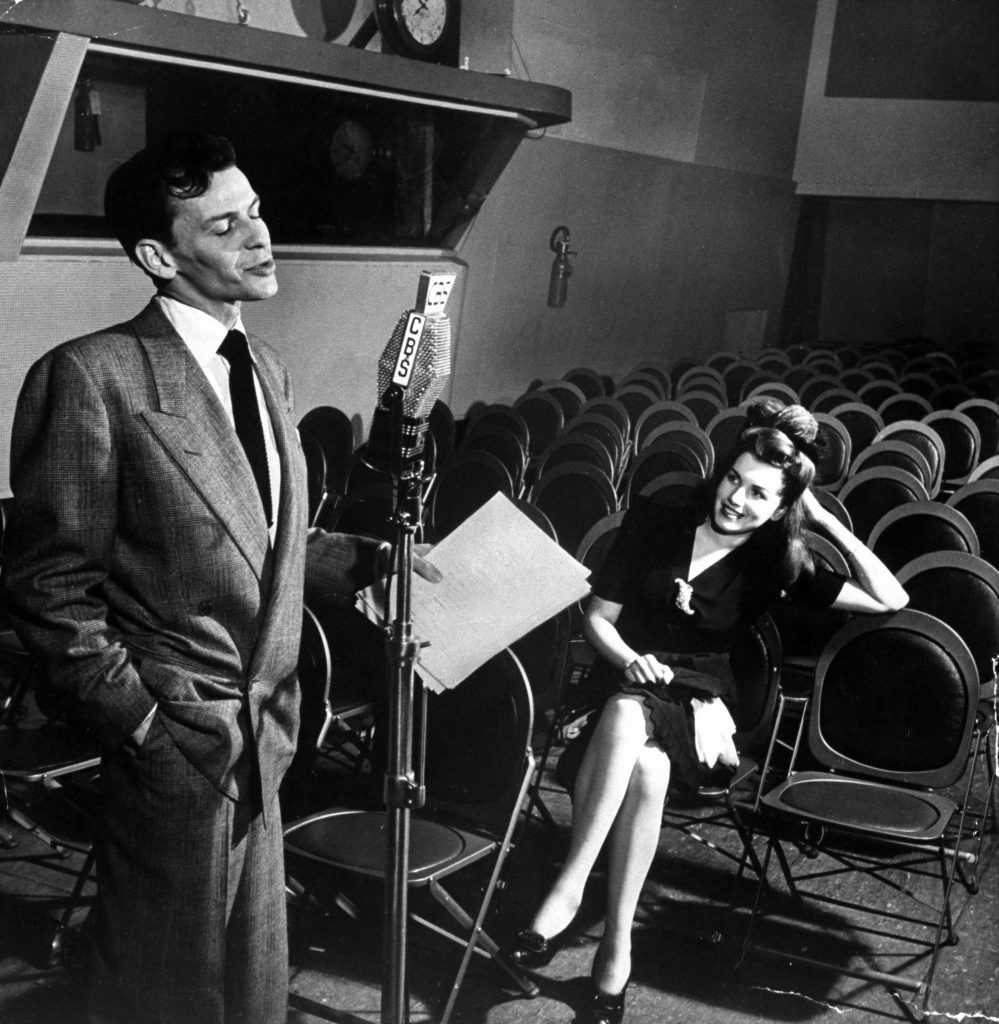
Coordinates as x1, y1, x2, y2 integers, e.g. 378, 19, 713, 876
381, 384, 427, 1024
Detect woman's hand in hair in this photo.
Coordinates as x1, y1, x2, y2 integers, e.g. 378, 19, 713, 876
799, 486, 832, 531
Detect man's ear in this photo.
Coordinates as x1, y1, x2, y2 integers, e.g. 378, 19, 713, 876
134, 239, 177, 281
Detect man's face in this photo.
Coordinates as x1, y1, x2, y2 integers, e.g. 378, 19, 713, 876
156, 164, 277, 320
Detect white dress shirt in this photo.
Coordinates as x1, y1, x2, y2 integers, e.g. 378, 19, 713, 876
155, 294, 282, 543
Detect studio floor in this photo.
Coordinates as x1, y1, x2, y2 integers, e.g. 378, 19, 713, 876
2, 743, 998, 1024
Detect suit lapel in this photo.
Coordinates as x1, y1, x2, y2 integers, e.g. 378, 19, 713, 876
245, 338, 308, 680
131, 302, 271, 579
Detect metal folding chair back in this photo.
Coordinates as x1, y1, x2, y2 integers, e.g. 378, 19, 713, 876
740, 609, 979, 1019
284, 648, 538, 1024
867, 500, 980, 574
895, 551, 999, 892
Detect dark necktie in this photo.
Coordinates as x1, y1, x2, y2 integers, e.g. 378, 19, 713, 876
218, 329, 273, 526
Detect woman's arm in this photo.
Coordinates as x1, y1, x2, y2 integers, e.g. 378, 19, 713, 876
583, 596, 674, 684
800, 489, 909, 614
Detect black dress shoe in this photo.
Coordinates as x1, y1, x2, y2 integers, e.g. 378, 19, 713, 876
506, 927, 569, 969
587, 976, 629, 1024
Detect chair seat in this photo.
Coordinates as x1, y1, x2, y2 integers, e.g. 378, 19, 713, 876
1, 723, 101, 778
763, 772, 957, 840
284, 809, 496, 883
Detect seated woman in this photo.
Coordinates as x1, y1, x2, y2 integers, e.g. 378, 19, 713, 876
508, 400, 908, 1024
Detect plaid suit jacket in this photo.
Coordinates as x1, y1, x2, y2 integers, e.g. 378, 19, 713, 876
4, 300, 371, 803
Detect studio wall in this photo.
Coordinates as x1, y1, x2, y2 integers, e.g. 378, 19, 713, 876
788, 0, 999, 348
1, 0, 822, 494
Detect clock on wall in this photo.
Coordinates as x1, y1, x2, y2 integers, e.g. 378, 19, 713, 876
373, 0, 459, 62
329, 119, 375, 181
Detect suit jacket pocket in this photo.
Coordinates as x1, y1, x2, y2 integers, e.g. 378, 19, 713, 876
158, 695, 247, 797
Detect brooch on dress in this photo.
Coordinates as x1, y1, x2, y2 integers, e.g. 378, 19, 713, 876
673, 578, 695, 615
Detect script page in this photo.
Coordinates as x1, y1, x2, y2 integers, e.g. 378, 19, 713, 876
357, 493, 591, 692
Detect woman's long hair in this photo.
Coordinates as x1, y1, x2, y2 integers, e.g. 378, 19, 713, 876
700, 399, 823, 584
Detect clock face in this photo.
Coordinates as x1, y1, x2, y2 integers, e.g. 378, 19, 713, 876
329, 120, 374, 181
400, 0, 448, 47
375, 0, 456, 60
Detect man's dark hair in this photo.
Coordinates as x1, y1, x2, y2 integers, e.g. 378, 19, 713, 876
104, 131, 237, 271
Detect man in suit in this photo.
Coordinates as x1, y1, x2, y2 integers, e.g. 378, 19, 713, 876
3, 131, 429, 1023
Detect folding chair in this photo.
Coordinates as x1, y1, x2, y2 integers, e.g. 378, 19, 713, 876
813, 412, 852, 492
284, 647, 539, 1024
562, 366, 607, 401
738, 374, 782, 404
659, 613, 784, 884
923, 409, 981, 494
857, 378, 903, 409
622, 441, 706, 507
427, 450, 514, 541
528, 461, 618, 557
513, 390, 564, 460
956, 398, 999, 461
829, 401, 884, 461
512, 608, 573, 835
612, 384, 660, 437
873, 420, 945, 498
580, 396, 632, 453
626, 361, 672, 400
536, 433, 617, 484
286, 604, 379, 788
640, 421, 714, 477
850, 440, 935, 495
946, 479, 999, 569
564, 412, 628, 484
633, 400, 698, 455
465, 403, 530, 453
299, 405, 357, 501
618, 371, 667, 400
0, 659, 101, 966
638, 470, 704, 509
810, 387, 858, 414
679, 389, 726, 429
837, 466, 929, 543
525, 512, 625, 831
867, 500, 979, 574
458, 423, 527, 496
878, 392, 933, 425
894, 552, 999, 893
968, 454, 999, 483
428, 399, 456, 467
740, 610, 979, 1022
705, 408, 748, 471
539, 379, 587, 423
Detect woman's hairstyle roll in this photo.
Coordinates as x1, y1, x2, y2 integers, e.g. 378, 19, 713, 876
736, 398, 823, 505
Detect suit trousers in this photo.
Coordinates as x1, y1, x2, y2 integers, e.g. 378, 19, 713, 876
87, 710, 288, 1024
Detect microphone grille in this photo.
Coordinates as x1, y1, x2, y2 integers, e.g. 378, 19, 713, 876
407, 314, 451, 420
376, 310, 451, 420
376, 311, 410, 399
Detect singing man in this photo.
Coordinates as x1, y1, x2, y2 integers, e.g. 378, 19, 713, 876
3, 130, 437, 1024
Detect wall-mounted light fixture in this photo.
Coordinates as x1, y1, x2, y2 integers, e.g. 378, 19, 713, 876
547, 225, 577, 308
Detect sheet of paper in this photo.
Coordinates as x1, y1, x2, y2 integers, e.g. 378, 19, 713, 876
357, 493, 591, 692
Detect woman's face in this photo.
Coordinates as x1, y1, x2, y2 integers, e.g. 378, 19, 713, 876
712, 452, 787, 536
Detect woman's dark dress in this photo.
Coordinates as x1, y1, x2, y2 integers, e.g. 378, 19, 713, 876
568, 498, 846, 793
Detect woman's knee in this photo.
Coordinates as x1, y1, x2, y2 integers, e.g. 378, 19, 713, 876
630, 744, 671, 802
597, 695, 649, 743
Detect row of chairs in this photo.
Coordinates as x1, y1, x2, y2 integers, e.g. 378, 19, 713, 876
283, 344, 998, 1018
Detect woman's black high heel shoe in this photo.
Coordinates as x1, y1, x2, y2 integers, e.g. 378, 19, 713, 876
506, 927, 569, 969
587, 976, 630, 1024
